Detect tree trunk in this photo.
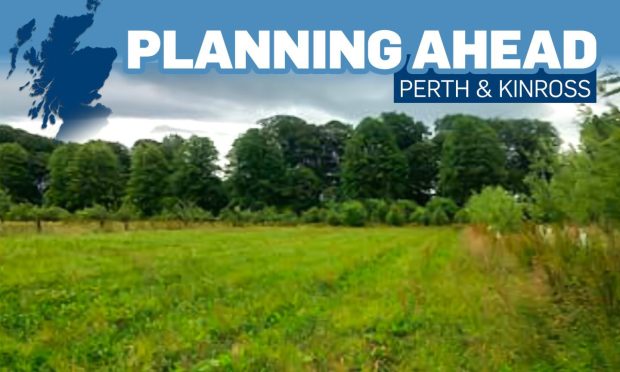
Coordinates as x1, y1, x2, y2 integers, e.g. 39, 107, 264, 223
36, 219, 42, 233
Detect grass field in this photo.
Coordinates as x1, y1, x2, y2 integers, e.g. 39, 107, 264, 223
0, 226, 617, 370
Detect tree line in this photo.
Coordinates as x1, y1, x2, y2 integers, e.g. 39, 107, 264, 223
0, 108, 617, 230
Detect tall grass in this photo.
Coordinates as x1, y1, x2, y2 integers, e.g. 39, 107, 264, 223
464, 224, 620, 368
501, 225, 620, 317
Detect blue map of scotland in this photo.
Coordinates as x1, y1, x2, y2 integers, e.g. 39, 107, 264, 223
7, 0, 116, 141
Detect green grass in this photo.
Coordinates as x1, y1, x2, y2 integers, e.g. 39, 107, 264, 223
0, 226, 617, 370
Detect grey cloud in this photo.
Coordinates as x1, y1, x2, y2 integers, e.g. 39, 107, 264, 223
0, 68, 38, 120
3, 62, 620, 150
101, 65, 573, 126
99, 64, 581, 142
151, 124, 210, 135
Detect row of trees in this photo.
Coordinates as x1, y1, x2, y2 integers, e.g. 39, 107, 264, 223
0, 109, 600, 229
528, 107, 620, 228
226, 113, 559, 210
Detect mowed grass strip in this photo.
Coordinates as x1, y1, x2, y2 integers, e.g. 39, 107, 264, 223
0, 227, 443, 370
0, 226, 604, 370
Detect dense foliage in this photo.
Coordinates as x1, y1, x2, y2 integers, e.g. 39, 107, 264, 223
466, 186, 524, 233
0, 104, 605, 230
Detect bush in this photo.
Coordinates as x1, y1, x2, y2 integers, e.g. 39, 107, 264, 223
426, 197, 458, 224
162, 201, 214, 225
219, 207, 238, 225
273, 209, 298, 225
38, 206, 71, 222
249, 207, 275, 224
6, 204, 70, 232
77, 204, 110, 228
364, 199, 389, 223
409, 207, 429, 225
301, 207, 326, 223
386, 204, 406, 226
231, 207, 297, 226
113, 202, 140, 230
428, 208, 450, 226
219, 206, 253, 226
0, 188, 11, 222
393, 199, 418, 216
454, 208, 470, 224
466, 186, 523, 233
326, 209, 342, 226
340, 201, 367, 227
6, 203, 35, 221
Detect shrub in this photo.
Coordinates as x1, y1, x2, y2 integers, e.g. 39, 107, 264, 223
249, 208, 265, 224
219, 206, 253, 226
326, 209, 342, 226
38, 206, 71, 222
466, 186, 523, 233
77, 204, 110, 228
163, 201, 214, 225
239, 207, 298, 225
152, 210, 175, 222
193, 209, 215, 223
6, 203, 36, 222
386, 204, 406, 226
428, 208, 450, 226
6, 204, 70, 232
0, 188, 11, 223
526, 175, 564, 224
113, 202, 140, 231
393, 199, 418, 216
219, 207, 238, 225
364, 199, 389, 223
301, 207, 326, 223
426, 197, 458, 224
409, 207, 429, 225
251, 207, 279, 224
340, 201, 367, 227
273, 209, 298, 225
454, 208, 470, 224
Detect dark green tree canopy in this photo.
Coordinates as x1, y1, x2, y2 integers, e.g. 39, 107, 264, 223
438, 115, 506, 205
405, 139, 438, 204
226, 128, 287, 209
0, 110, 566, 219
380, 112, 429, 150
489, 119, 560, 193
172, 136, 227, 212
46, 142, 123, 211
342, 117, 408, 199
316, 120, 353, 188
284, 165, 322, 212
259, 116, 353, 195
45, 144, 79, 208
580, 107, 620, 153
127, 142, 171, 216
0, 143, 38, 203
260, 115, 320, 169
161, 134, 186, 163
0, 125, 59, 154
68, 141, 124, 210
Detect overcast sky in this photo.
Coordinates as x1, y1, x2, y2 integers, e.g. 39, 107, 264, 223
1, 62, 618, 162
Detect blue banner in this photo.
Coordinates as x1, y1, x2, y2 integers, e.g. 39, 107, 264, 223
394, 60, 596, 104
